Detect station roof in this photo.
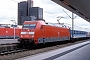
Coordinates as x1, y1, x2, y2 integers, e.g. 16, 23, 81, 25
52, 0, 90, 23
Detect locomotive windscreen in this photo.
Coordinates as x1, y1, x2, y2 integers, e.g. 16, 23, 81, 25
23, 24, 36, 29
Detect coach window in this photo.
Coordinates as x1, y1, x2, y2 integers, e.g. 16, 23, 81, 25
80, 32, 81, 34
76, 31, 77, 34
77, 31, 79, 34
76, 31, 78, 34
74, 31, 75, 34
80, 32, 82, 34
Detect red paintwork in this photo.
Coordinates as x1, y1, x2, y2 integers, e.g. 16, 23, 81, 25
20, 20, 70, 44
0, 28, 21, 38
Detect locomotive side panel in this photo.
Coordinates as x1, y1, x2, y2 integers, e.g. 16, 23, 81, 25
0, 28, 6, 38
0, 28, 21, 39
15, 28, 21, 38
19, 20, 71, 45
33, 21, 47, 44
6, 28, 14, 37
33, 22, 43, 44
38, 25, 70, 43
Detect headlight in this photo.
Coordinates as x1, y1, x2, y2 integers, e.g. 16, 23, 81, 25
21, 32, 26, 34
29, 32, 34, 34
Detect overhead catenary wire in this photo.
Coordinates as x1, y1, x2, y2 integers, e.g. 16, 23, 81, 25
11, 0, 18, 3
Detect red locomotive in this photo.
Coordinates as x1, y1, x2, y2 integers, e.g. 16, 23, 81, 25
0, 28, 21, 39
18, 20, 70, 46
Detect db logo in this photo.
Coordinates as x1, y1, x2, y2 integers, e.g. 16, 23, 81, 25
26, 32, 29, 34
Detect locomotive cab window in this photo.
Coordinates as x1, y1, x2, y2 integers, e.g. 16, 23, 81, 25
23, 24, 36, 29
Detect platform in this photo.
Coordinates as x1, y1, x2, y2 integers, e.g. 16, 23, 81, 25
0, 39, 18, 45
16, 40, 90, 60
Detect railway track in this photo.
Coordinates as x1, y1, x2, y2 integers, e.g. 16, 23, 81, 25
0, 49, 28, 56
0, 41, 68, 56
0, 39, 89, 60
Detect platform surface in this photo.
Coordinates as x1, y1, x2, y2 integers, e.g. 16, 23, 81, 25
16, 40, 90, 60
0, 39, 18, 45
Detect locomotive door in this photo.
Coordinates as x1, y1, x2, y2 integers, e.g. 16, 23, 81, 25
40, 25, 45, 43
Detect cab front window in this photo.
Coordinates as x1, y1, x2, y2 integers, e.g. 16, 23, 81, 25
23, 24, 36, 29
